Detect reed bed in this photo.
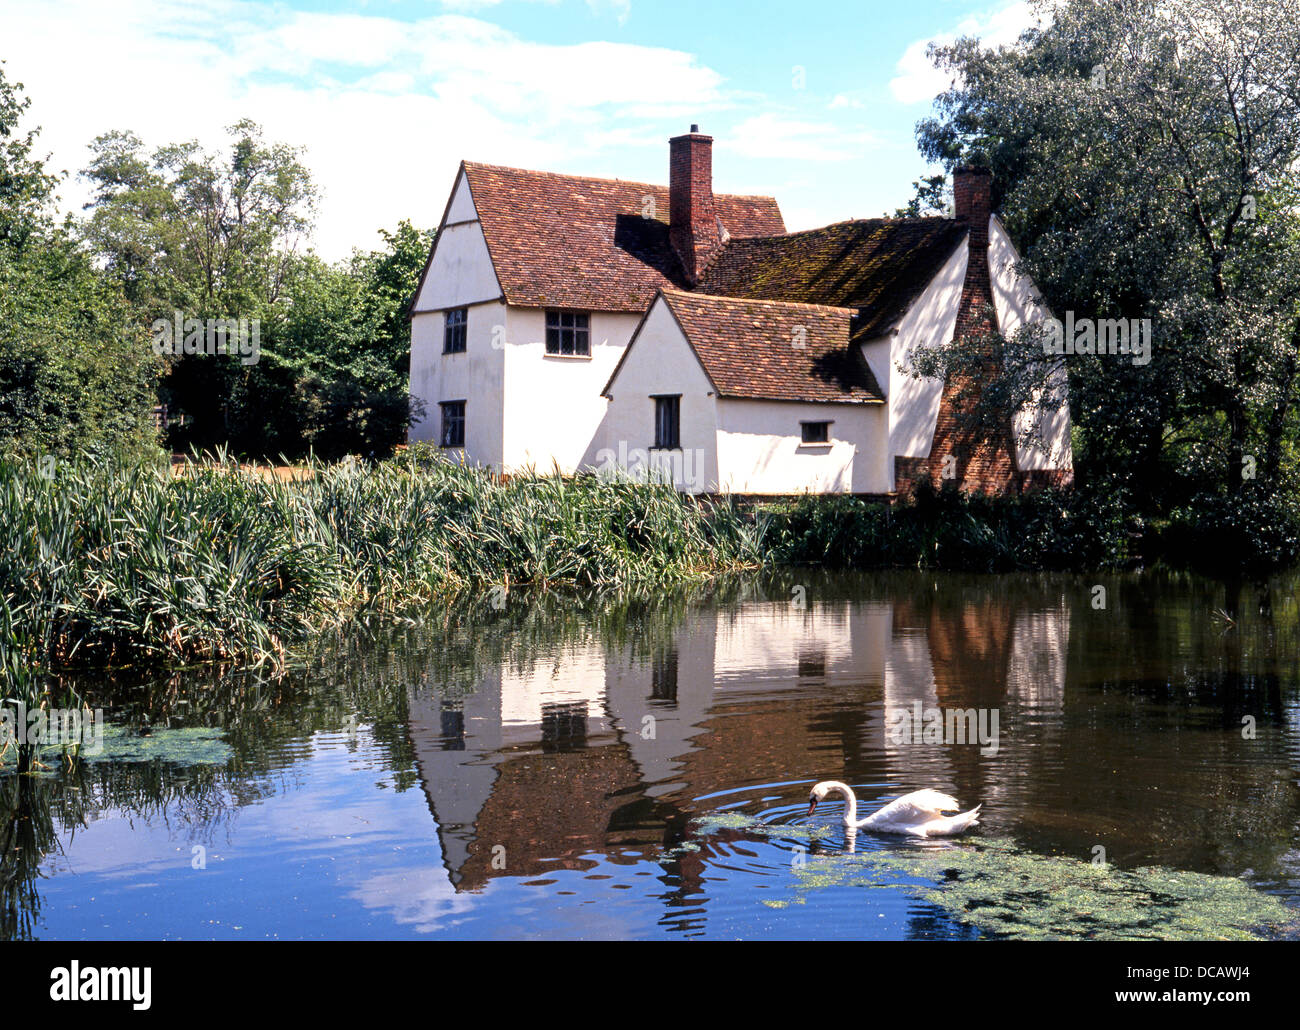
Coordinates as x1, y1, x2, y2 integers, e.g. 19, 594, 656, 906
0, 447, 764, 676
764, 483, 1130, 572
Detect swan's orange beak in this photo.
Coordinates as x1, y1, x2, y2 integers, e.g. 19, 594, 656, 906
807, 797, 819, 817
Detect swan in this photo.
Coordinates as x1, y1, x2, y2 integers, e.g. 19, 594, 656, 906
807, 781, 981, 837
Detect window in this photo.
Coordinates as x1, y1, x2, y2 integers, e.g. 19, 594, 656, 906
797, 650, 827, 680
439, 702, 466, 752
545, 310, 590, 356
801, 420, 832, 444
653, 395, 680, 450
439, 400, 465, 448
541, 701, 588, 752
651, 649, 679, 703
443, 307, 467, 353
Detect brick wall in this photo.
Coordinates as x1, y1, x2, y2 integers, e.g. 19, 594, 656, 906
895, 166, 1073, 496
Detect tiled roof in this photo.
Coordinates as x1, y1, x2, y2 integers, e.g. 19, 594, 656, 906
650, 290, 884, 404
696, 217, 968, 340
462, 162, 785, 311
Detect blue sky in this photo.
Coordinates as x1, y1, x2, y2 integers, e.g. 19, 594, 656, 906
1, 0, 1041, 258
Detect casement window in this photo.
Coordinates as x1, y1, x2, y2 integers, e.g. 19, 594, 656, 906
800, 420, 832, 444
653, 395, 681, 450
443, 307, 467, 353
545, 310, 590, 356
439, 400, 466, 448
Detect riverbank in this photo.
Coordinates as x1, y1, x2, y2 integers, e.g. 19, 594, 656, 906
0, 447, 1151, 694
0, 447, 762, 683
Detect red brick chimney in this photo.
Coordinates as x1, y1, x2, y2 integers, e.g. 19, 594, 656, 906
953, 164, 991, 273
669, 125, 721, 285
895, 164, 1020, 496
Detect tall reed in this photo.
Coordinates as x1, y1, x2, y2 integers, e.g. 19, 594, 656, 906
0, 447, 763, 673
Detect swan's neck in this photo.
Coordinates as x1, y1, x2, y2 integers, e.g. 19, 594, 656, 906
826, 782, 859, 825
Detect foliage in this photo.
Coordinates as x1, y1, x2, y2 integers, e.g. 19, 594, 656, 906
765, 483, 1131, 572
1162, 485, 1300, 572
0, 63, 160, 461
0, 447, 763, 672
80, 122, 431, 459
910, 0, 1300, 546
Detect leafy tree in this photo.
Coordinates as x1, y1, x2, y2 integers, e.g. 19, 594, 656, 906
893, 174, 950, 218
82, 121, 316, 449
908, 0, 1300, 564
0, 63, 158, 460
81, 123, 430, 459
252, 222, 433, 459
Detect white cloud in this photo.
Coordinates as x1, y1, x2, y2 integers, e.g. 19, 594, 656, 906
723, 113, 882, 162
889, 1, 1042, 105
585, 0, 632, 24
0, 0, 712, 259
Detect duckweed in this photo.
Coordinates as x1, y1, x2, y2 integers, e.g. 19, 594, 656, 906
691, 813, 1296, 940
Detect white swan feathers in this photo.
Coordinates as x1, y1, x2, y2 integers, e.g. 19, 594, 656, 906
808, 781, 981, 837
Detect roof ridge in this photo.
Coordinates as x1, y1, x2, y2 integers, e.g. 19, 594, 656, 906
462, 160, 777, 202
721, 215, 962, 247
661, 288, 858, 317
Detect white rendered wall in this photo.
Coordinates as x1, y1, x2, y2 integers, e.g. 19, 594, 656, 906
989, 216, 1073, 471
411, 221, 502, 312
714, 398, 889, 494
885, 240, 968, 462
408, 301, 507, 467
445, 168, 477, 224
597, 299, 720, 492
408, 170, 508, 462
502, 308, 638, 474
595, 297, 722, 491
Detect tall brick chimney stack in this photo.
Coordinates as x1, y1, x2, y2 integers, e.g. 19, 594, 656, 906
953, 165, 992, 273
669, 125, 721, 285
894, 163, 1021, 496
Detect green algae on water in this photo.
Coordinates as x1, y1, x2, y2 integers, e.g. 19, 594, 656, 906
86, 725, 233, 765
690, 812, 1295, 940
791, 838, 1296, 940
692, 812, 831, 841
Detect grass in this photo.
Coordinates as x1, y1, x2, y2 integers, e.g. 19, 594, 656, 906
0, 445, 764, 679
0, 445, 1135, 719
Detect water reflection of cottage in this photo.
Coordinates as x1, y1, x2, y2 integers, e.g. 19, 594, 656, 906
407, 587, 1073, 894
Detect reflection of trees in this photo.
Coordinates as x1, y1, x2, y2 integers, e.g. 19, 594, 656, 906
1, 760, 234, 940
0, 775, 50, 941
1071, 570, 1293, 718
4, 568, 1299, 938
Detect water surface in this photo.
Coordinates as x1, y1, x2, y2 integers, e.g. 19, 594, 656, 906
5, 570, 1300, 940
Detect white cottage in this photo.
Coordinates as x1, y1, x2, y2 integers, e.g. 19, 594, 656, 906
408, 127, 1072, 495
